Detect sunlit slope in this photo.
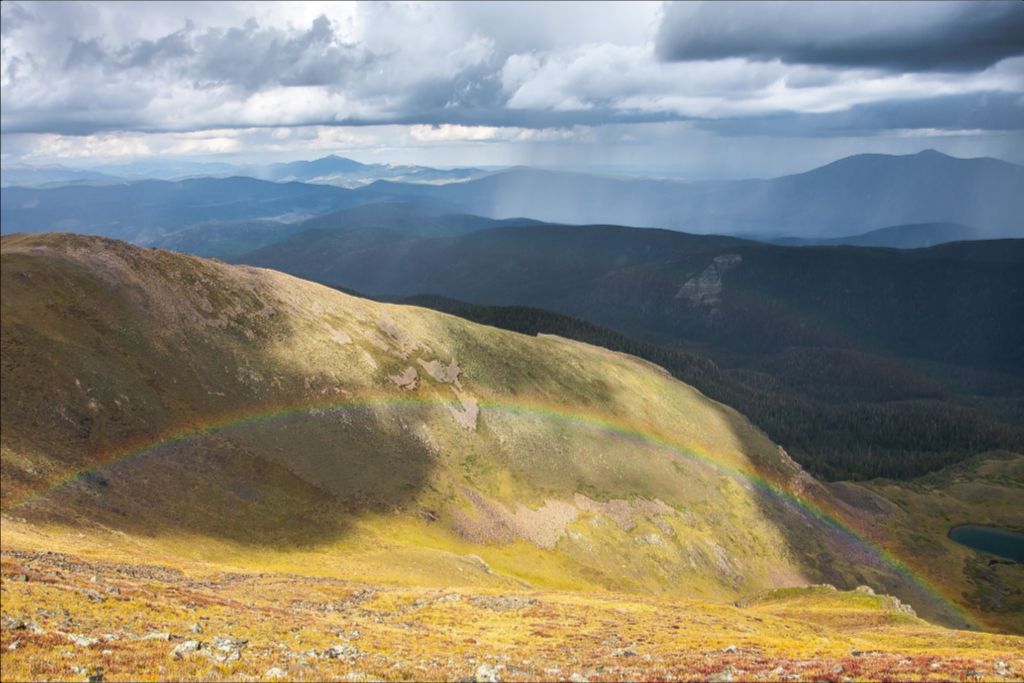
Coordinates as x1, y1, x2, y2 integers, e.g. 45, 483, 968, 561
1, 550, 1020, 683
841, 452, 1024, 634
0, 233, 981, 625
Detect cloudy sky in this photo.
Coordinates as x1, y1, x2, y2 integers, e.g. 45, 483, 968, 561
2, 0, 1022, 178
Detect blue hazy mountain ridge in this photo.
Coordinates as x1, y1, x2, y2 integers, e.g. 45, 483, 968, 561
347, 150, 1024, 238
0, 155, 485, 189
0, 164, 123, 188
0, 176, 361, 242
152, 203, 544, 260
250, 154, 487, 186
759, 222, 982, 248
2, 150, 1021, 241
262, 154, 371, 179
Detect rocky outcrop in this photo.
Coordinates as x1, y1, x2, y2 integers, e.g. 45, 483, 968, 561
388, 366, 420, 390
676, 254, 742, 307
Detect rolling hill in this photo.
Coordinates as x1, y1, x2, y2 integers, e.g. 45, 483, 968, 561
6, 232, 838, 602
1, 233, 1015, 620
1, 234, 1021, 680
238, 217, 1024, 480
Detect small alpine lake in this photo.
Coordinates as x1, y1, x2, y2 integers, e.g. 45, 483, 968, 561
948, 524, 1024, 562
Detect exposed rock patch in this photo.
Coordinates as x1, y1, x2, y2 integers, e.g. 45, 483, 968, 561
415, 357, 479, 429
573, 494, 678, 534
377, 317, 428, 358
676, 254, 742, 307
454, 488, 579, 549
449, 388, 480, 430
388, 366, 420, 391
328, 327, 353, 345
418, 358, 463, 386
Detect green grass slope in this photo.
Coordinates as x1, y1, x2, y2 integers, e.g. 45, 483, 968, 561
842, 452, 1024, 634
239, 222, 1024, 481
0, 233, 1012, 632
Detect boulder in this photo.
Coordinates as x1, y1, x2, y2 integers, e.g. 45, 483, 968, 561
475, 663, 500, 682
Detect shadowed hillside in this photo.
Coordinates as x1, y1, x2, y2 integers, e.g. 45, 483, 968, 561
238, 219, 1024, 480
386, 295, 1024, 481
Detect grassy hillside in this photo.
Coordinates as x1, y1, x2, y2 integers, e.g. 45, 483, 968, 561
2, 233, 1022, 680
239, 221, 1024, 481
849, 452, 1024, 635
0, 233, 823, 601
388, 295, 1023, 481
3, 233, 1018, 632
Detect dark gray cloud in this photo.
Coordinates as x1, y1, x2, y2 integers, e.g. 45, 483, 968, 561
117, 27, 194, 69
56, 15, 369, 91
0, 1, 34, 31
657, 1, 1024, 72
62, 38, 107, 70
188, 16, 371, 91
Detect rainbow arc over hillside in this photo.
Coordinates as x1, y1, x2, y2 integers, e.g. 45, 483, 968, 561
5, 393, 979, 629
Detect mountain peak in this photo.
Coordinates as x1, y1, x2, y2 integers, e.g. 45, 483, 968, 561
913, 148, 952, 159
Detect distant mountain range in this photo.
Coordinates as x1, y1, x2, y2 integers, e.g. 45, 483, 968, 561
755, 222, 982, 249
0, 163, 123, 187
349, 150, 1024, 238
153, 203, 543, 260
0, 155, 488, 189
0, 176, 359, 243
248, 154, 487, 187
3, 150, 1021, 240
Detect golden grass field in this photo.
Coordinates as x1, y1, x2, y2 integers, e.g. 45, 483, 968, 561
2, 524, 1021, 682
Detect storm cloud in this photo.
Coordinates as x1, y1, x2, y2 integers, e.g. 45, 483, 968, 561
656, 1, 1024, 72
1, 1, 1022, 170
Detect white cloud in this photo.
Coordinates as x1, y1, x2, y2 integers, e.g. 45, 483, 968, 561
28, 132, 154, 159
0, 0, 1020, 168
409, 124, 577, 143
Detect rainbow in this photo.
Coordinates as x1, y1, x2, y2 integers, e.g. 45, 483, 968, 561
3, 393, 979, 629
